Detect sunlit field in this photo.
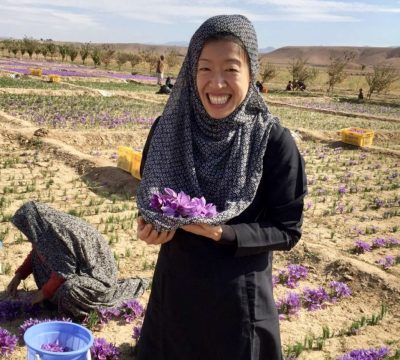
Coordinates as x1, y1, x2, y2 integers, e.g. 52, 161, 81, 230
0, 52, 399, 359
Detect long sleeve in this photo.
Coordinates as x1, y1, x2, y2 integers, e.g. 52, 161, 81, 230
231, 125, 307, 257
41, 272, 65, 299
15, 250, 33, 279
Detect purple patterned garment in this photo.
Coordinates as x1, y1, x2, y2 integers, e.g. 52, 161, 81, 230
137, 14, 278, 231
12, 201, 148, 319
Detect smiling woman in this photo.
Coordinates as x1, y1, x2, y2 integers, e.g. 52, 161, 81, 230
136, 14, 307, 360
196, 34, 250, 119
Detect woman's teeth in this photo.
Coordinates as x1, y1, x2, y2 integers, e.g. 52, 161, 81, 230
208, 95, 230, 105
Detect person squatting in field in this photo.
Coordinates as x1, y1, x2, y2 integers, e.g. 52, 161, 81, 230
6, 201, 148, 319
135, 14, 307, 360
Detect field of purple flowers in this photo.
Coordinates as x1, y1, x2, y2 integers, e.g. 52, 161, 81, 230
0, 58, 399, 359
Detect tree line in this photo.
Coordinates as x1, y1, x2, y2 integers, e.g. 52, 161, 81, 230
0, 37, 182, 72
259, 52, 399, 99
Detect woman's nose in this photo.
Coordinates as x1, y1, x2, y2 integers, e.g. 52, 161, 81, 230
210, 72, 226, 88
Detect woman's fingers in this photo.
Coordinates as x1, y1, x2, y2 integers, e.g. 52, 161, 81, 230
137, 217, 176, 245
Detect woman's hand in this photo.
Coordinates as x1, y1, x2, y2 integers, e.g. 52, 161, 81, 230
31, 290, 44, 305
6, 273, 22, 298
181, 223, 223, 241
137, 216, 176, 245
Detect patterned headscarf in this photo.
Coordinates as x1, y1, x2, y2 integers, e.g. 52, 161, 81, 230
137, 14, 278, 231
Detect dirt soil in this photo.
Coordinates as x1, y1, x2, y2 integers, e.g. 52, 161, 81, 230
0, 92, 399, 359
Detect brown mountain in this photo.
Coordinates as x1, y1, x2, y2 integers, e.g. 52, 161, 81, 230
261, 46, 400, 69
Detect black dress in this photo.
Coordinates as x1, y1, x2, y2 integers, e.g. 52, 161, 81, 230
136, 120, 307, 360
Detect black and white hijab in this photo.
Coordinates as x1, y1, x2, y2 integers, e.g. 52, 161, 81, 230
137, 14, 278, 231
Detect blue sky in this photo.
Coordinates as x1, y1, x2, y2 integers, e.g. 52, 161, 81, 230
0, 0, 399, 48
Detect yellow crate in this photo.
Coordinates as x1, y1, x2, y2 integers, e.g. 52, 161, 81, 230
117, 146, 142, 179
340, 127, 375, 147
49, 74, 61, 83
30, 68, 42, 76
130, 151, 142, 180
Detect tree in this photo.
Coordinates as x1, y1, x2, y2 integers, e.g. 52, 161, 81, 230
67, 45, 79, 63
80, 43, 91, 64
139, 49, 158, 73
34, 46, 42, 58
41, 45, 48, 59
23, 36, 38, 59
100, 45, 115, 68
58, 45, 68, 62
46, 42, 57, 59
91, 47, 102, 67
127, 53, 142, 72
288, 57, 318, 85
366, 65, 399, 99
260, 61, 277, 84
10, 40, 19, 57
165, 48, 181, 69
116, 52, 129, 70
326, 51, 355, 92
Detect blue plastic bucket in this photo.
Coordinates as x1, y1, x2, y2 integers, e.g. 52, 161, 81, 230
24, 321, 94, 360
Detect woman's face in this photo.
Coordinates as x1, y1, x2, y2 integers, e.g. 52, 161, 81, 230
196, 40, 250, 119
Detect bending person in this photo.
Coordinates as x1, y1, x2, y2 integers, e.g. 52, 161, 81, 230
7, 201, 147, 319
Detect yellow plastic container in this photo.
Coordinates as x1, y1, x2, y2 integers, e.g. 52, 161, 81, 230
117, 146, 142, 179
30, 68, 42, 76
48, 74, 61, 83
130, 151, 142, 180
340, 127, 375, 147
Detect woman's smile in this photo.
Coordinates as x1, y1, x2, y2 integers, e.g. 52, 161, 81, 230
197, 40, 250, 119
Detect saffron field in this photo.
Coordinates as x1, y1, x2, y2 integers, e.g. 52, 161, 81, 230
0, 58, 399, 359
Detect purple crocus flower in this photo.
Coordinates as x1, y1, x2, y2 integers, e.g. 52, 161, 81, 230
150, 188, 217, 218
328, 281, 351, 302
336, 346, 389, 360
120, 300, 144, 323
371, 238, 386, 249
302, 287, 330, 311
90, 337, 120, 360
41, 340, 69, 352
376, 256, 395, 270
354, 240, 372, 254
275, 292, 301, 319
0, 327, 18, 357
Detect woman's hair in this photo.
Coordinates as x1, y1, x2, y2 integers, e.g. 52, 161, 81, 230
202, 32, 250, 71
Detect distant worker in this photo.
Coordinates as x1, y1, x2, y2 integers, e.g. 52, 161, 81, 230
256, 80, 263, 92
358, 88, 364, 100
165, 76, 174, 89
156, 55, 165, 85
286, 80, 293, 91
297, 80, 306, 91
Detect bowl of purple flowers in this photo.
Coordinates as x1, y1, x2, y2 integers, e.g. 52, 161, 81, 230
24, 321, 93, 360
150, 188, 217, 218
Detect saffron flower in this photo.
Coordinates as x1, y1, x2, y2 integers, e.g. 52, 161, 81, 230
150, 188, 217, 218
275, 292, 301, 319
41, 340, 69, 352
276, 264, 308, 288
328, 281, 351, 302
302, 287, 330, 311
336, 346, 389, 360
90, 337, 120, 360
0, 327, 18, 357
376, 256, 395, 270
354, 240, 371, 254
120, 300, 144, 323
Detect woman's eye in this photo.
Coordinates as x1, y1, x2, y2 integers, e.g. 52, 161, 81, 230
198, 67, 210, 71
227, 68, 239, 72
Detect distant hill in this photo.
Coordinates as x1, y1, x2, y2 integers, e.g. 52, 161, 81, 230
259, 47, 275, 54
261, 46, 400, 69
